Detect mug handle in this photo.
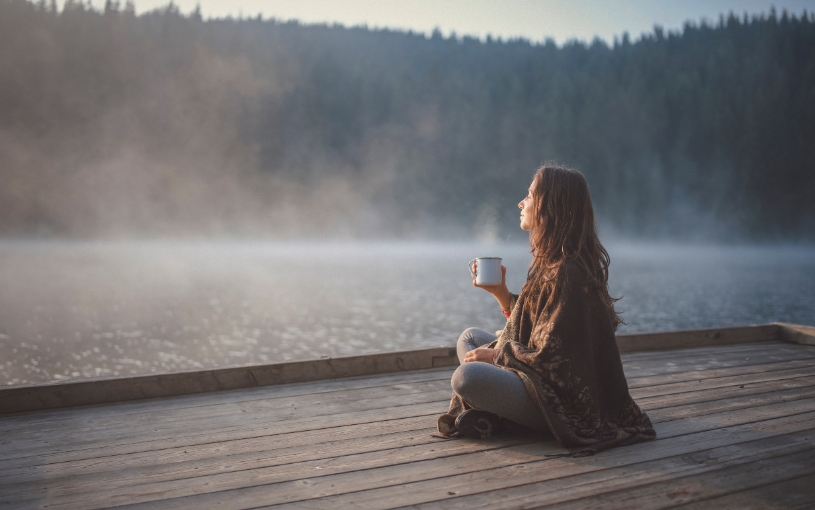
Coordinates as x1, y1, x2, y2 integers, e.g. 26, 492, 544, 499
468, 258, 477, 278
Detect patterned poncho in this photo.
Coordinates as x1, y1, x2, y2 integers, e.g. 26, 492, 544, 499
441, 261, 656, 454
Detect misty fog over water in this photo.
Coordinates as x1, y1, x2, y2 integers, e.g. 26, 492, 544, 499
2, 3, 815, 387
1, 241, 813, 386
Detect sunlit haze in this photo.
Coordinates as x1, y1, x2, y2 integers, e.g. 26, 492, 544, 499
119, 0, 815, 44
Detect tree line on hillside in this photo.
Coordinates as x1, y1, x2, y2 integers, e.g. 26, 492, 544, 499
0, 0, 813, 240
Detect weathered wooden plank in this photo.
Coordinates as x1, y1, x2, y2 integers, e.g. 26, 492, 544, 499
1, 340, 808, 438
623, 343, 815, 366
154, 414, 815, 510
12, 354, 810, 451
5, 355, 815, 468
621, 346, 815, 375
1, 323, 807, 416
4, 371, 810, 479
0, 338, 812, 506
777, 322, 815, 347
621, 349, 815, 379
626, 357, 815, 389
0, 381, 453, 447
615, 324, 780, 354
400, 437, 815, 510
633, 371, 815, 406
653, 398, 815, 437
0, 346, 460, 415
644, 380, 815, 422
0, 375, 452, 433
0, 340, 815, 436
0, 354, 804, 450
304, 420, 815, 510
9, 397, 815, 509
675, 472, 815, 510
14, 343, 804, 432
620, 340, 789, 361
2, 427, 470, 505
0, 352, 801, 456
0, 368, 455, 429
2, 327, 815, 510
619, 345, 814, 380
10, 403, 815, 509
0, 414, 441, 481
0, 401, 447, 465
536, 447, 815, 510
3, 346, 812, 462
6, 340, 815, 431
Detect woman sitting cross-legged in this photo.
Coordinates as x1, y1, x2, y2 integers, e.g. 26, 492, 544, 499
437, 163, 656, 455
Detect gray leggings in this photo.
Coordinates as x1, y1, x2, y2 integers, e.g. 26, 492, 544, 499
452, 327, 550, 433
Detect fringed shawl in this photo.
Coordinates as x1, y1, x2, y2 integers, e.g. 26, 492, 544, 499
441, 261, 655, 454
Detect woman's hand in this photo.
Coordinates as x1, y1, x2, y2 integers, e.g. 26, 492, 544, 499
471, 261, 512, 311
472, 262, 507, 292
464, 347, 496, 364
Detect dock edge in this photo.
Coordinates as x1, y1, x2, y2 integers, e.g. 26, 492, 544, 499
1, 322, 813, 414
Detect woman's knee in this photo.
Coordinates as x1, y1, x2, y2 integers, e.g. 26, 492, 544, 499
457, 327, 481, 348
457, 327, 488, 363
451, 362, 488, 399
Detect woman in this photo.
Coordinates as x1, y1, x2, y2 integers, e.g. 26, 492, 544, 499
437, 163, 655, 454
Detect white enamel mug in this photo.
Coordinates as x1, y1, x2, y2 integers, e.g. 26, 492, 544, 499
468, 257, 503, 285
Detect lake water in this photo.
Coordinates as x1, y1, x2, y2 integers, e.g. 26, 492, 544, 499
1, 241, 813, 386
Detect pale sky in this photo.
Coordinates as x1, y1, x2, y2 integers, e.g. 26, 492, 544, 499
120, 0, 815, 44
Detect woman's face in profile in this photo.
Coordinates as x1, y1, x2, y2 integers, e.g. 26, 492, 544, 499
518, 184, 536, 231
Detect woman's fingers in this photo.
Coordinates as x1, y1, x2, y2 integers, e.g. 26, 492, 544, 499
463, 348, 496, 364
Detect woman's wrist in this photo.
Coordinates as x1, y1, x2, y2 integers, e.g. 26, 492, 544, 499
493, 286, 512, 311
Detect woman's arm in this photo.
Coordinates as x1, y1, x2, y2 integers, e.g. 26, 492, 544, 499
464, 263, 514, 364
472, 263, 513, 311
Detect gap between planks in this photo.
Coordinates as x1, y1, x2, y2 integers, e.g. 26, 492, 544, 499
6, 386, 815, 508
3, 349, 815, 466
6, 381, 815, 485
5, 353, 814, 456
50, 404, 815, 510
5, 343, 812, 438
4, 353, 815, 465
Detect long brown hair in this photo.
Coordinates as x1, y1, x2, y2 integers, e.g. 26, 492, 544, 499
524, 163, 622, 330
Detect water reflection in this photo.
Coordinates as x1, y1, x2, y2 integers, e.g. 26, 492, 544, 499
0, 241, 813, 385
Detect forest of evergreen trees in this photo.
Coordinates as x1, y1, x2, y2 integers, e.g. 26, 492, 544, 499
1, 0, 813, 240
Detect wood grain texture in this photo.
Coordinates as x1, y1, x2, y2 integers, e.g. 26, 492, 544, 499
256, 414, 815, 510
777, 322, 815, 347
6, 385, 815, 508
673, 472, 815, 510
12, 403, 815, 509
4, 366, 809, 485
0, 346, 459, 414
1, 344, 808, 466
1, 334, 814, 509
535, 447, 815, 510
615, 324, 779, 354
0, 368, 455, 434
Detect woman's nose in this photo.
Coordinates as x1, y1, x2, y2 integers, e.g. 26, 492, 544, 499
518, 200, 524, 209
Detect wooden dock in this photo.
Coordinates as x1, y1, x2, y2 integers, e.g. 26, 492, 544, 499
1, 323, 815, 508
